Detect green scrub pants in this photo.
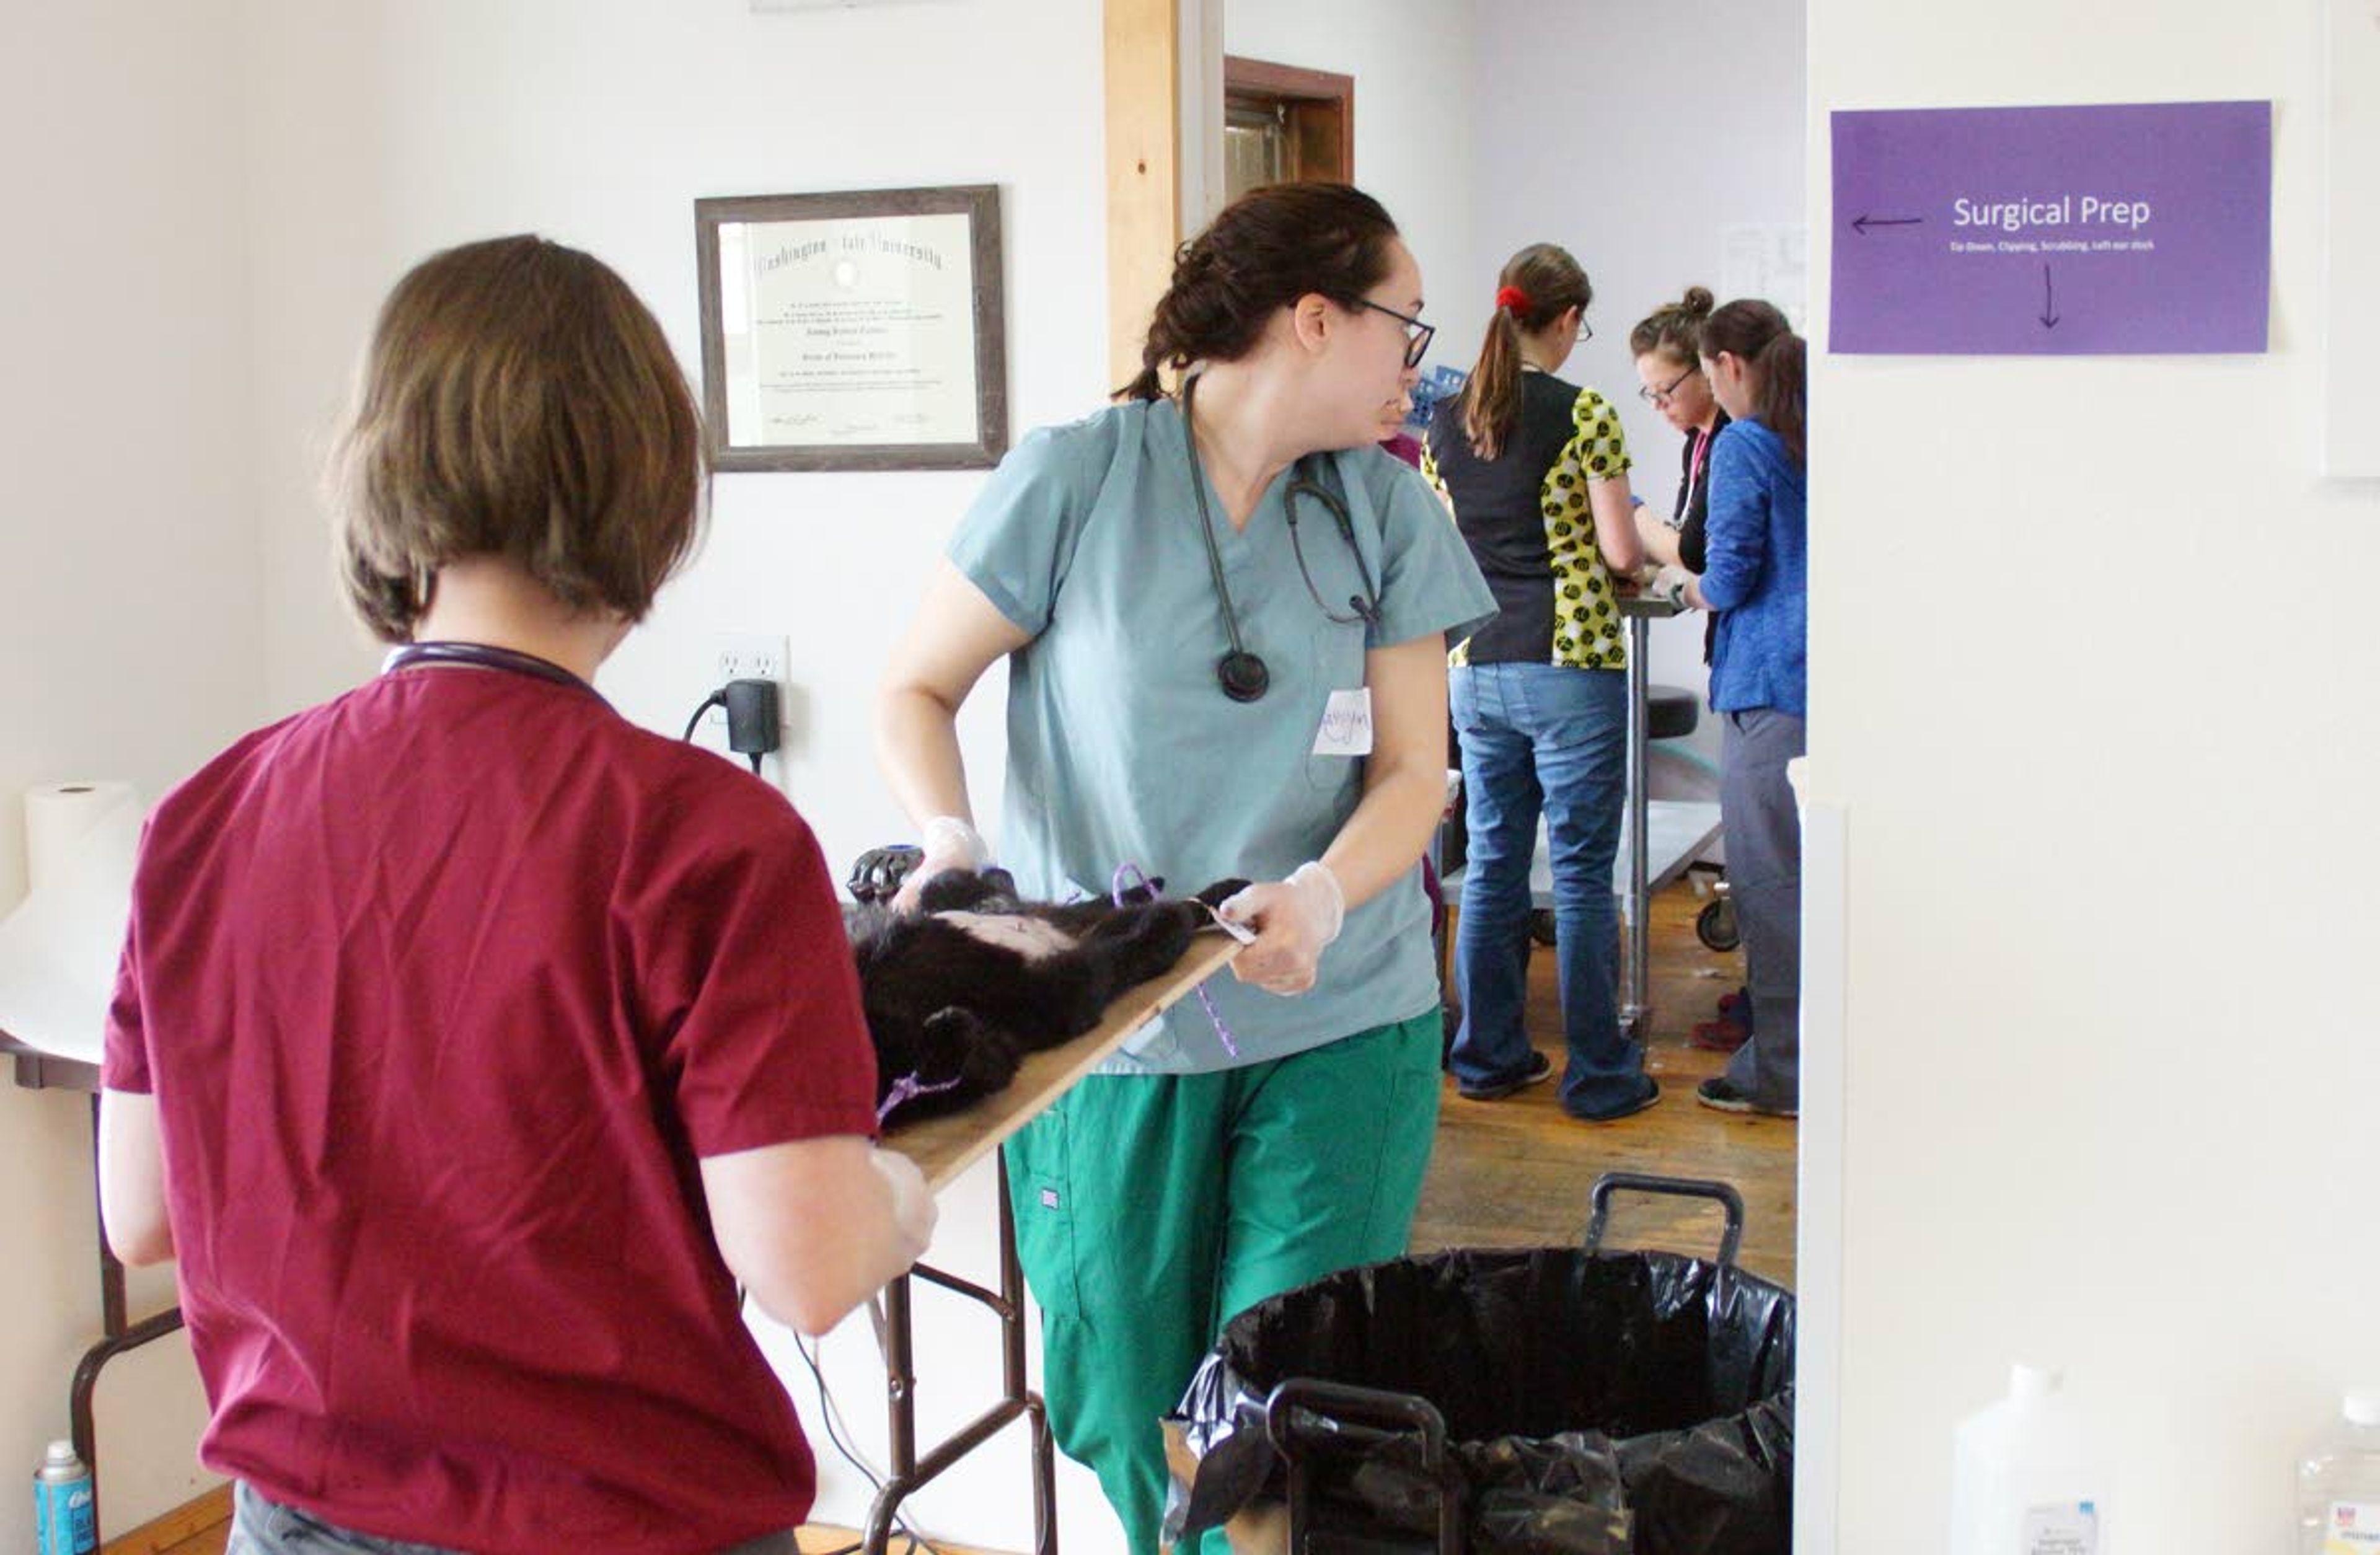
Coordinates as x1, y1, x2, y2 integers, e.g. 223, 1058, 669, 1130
1000, 1011, 1443, 1555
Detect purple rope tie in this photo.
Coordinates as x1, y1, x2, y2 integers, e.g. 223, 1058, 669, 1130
877, 1070, 966, 1126
1112, 862, 1239, 1059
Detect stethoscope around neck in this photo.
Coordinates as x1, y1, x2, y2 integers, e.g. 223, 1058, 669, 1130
1181, 373, 1385, 703
382, 640, 606, 702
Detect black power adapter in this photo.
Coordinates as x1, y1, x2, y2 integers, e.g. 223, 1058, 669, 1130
722, 679, 781, 769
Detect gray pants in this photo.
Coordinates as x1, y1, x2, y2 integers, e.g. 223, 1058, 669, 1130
1719, 708, 1804, 1111
229, 1482, 795, 1555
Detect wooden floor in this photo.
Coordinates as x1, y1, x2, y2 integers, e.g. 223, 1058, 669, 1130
102, 879, 1793, 1555
1414, 878, 1797, 1287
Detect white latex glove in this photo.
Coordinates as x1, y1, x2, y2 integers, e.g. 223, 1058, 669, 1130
870, 1147, 938, 1261
1217, 861, 1344, 997
890, 814, 989, 914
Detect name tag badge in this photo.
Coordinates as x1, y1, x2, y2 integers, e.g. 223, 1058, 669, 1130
1311, 687, 1373, 757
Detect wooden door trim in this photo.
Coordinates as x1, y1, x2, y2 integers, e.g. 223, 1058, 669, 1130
1105, 0, 1182, 395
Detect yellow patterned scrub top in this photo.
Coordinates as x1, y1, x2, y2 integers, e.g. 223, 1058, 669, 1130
1423, 374, 1633, 671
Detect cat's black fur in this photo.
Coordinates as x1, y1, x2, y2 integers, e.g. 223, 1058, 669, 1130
847, 868, 1247, 1124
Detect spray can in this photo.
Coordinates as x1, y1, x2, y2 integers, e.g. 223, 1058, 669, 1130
33, 1440, 95, 1555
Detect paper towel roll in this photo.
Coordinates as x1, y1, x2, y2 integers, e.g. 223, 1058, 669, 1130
0, 780, 143, 1064
26, 780, 138, 892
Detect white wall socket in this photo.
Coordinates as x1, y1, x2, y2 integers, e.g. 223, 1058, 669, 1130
715, 633, 787, 684
710, 634, 787, 729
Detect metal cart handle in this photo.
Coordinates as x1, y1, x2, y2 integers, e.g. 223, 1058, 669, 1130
1585, 1171, 1745, 1266
1263, 1378, 1463, 1555
1263, 1378, 1449, 1464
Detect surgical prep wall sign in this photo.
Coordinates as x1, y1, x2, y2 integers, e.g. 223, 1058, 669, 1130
1829, 101, 2271, 355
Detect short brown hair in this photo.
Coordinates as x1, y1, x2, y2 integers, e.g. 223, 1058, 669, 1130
330, 234, 705, 643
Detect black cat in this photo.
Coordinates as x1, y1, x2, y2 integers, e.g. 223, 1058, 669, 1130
846, 867, 1248, 1124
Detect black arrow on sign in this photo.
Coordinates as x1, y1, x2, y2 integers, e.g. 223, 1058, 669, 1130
2039, 264, 2061, 328
1850, 213, 1924, 234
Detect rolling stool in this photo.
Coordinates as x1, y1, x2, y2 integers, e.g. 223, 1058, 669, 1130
1646, 682, 1699, 743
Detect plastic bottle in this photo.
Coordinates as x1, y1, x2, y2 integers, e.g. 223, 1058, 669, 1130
1949, 1364, 2111, 1555
32, 1440, 95, 1555
2298, 1390, 2380, 1553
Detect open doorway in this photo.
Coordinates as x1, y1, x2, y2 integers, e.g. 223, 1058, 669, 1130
1222, 55, 1352, 200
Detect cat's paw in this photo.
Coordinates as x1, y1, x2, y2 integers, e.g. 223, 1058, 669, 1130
922, 1006, 1021, 1096
1192, 878, 1253, 910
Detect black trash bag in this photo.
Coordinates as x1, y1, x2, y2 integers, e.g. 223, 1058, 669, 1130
1166, 1246, 1795, 1555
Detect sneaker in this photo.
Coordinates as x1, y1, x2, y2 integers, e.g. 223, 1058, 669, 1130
1695, 1077, 1797, 1118
1563, 1073, 1661, 1124
1689, 1017, 1751, 1053
1455, 1050, 1554, 1101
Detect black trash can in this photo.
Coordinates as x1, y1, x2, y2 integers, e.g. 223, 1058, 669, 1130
1165, 1174, 1795, 1555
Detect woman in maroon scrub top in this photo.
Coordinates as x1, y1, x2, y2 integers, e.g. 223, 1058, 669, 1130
96, 235, 935, 1555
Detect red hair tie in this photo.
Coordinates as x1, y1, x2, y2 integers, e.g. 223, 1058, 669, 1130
1495, 285, 1532, 317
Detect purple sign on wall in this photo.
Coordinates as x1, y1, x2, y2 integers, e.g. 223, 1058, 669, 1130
1830, 101, 2270, 355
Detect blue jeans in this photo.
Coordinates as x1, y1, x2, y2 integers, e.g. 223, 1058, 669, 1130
1448, 663, 1640, 1114
229, 1482, 794, 1555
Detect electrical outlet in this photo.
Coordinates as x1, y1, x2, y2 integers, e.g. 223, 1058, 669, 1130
710, 635, 787, 729
715, 634, 787, 684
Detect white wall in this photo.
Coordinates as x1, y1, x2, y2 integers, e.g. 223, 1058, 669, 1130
1222, 0, 1480, 362
1473, 0, 1807, 767
234, 0, 1110, 882
0, 4, 266, 1545
1806, 0, 2380, 1548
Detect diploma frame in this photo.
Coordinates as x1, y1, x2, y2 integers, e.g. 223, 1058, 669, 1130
694, 184, 1008, 472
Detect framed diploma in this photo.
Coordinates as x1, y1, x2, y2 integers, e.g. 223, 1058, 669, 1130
694, 185, 1007, 472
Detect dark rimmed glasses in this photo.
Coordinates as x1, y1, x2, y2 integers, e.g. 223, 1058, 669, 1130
1347, 297, 1435, 368
1639, 363, 1699, 407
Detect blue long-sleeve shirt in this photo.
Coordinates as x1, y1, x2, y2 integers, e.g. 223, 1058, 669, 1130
1699, 416, 1806, 716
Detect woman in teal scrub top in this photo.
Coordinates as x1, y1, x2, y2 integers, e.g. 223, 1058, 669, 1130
875, 182, 1494, 1555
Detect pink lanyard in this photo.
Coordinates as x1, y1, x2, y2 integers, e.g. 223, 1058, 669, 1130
1687, 428, 1714, 507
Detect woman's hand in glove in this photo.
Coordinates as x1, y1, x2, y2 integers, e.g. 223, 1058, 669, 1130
890, 815, 989, 914
1217, 861, 1344, 996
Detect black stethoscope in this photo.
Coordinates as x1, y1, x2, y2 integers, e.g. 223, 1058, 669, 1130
1181, 374, 1384, 703
383, 640, 607, 701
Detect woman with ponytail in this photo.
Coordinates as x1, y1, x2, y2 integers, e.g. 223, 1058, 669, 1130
875, 182, 1493, 1554
1423, 243, 1658, 1124
1686, 298, 1807, 1119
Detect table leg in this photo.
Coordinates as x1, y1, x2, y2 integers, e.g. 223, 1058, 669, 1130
862, 1154, 1056, 1555
1621, 610, 1652, 1039
68, 1093, 186, 1540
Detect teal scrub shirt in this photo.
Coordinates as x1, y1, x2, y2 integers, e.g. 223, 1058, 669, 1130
948, 397, 1496, 1073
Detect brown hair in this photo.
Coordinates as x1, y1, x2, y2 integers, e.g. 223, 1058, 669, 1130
1628, 284, 1717, 364
329, 234, 706, 643
1698, 299, 1807, 468
1121, 182, 1403, 402
1458, 244, 1592, 460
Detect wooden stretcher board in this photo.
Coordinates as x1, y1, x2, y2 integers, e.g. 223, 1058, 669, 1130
881, 932, 1242, 1191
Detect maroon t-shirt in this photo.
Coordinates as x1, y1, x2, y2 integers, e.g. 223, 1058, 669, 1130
102, 664, 880, 1555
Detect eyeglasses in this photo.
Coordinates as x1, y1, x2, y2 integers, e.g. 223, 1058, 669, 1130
1576, 316, 1595, 343
1638, 363, 1699, 407
1347, 297, 1435, 368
